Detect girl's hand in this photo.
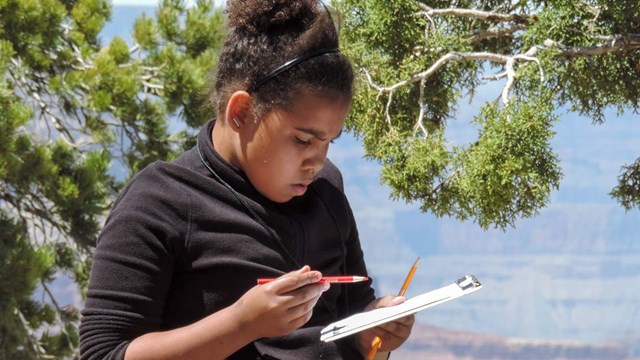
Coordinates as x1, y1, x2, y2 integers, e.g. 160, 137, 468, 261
231, 266, 330, 339
356, 296, 415, 355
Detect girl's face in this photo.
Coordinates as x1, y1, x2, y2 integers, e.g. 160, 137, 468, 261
238, 94, 351, 203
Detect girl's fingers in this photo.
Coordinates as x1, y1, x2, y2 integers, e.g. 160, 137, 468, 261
365, 295, 403, 311
256, 265, 328, 308
267, 266, 322, 294
286, 293, 323, 320
281, 281, 329, 311
396, 314, 415, 326
368, 317, 414, 351
379, 318, 413, 337
360, 296, 415, 351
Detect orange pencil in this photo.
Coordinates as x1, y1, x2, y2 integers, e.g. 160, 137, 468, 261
367, 257, 420, 360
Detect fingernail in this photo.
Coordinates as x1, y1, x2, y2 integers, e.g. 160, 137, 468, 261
322, 282, 330, 290
392, 296, 405, 305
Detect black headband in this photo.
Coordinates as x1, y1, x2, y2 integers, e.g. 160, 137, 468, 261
246, 48, 340, 94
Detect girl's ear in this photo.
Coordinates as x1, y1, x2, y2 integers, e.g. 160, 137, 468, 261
224, 91, 254, 132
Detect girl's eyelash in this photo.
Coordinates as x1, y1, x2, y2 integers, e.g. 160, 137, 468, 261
295, 136, 338, 145
295, 137, 312, 145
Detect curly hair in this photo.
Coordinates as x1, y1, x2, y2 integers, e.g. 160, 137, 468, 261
212, 0, 354, 117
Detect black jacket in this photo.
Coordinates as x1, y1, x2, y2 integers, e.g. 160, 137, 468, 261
79, 120, 375, 359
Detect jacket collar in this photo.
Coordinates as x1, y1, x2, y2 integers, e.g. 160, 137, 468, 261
196, 119, 269, 202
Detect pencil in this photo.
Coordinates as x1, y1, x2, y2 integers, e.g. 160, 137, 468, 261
367, 257, 421, 360
257, 275, 368, 285
398, 257, 420, 297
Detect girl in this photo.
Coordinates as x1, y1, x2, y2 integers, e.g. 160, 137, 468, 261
79, 1, 414, 359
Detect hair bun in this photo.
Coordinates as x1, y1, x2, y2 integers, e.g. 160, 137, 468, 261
227, 0, 319, 35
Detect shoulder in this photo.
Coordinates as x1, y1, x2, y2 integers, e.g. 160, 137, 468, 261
115, 162, 188, 209
106, 162, 193, 233
98, 161, 197, 254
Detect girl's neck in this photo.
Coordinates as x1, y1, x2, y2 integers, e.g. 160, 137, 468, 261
211, 119, 241, 170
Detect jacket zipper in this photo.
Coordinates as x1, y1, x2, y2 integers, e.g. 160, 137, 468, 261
291, 216, 306, 265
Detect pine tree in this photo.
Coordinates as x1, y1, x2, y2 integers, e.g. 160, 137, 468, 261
0, 0, 224, 357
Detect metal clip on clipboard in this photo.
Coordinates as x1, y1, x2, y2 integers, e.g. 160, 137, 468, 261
320, 275, 482, 342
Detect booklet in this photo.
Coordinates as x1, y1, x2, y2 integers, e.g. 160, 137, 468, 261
320, 274, 482, 342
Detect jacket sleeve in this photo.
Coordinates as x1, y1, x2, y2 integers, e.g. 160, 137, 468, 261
79, 163, 188, 360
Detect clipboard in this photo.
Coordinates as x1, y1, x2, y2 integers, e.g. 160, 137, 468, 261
320, 274, 482, 342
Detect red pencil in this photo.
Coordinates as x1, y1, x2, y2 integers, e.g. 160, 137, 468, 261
257, 275, 368, 285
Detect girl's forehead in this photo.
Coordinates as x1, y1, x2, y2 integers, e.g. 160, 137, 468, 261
287, 93, 351, 114
270, 96, 349, 134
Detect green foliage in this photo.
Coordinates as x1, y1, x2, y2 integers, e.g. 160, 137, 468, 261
0, 215, 65, 359
453, 96, 561, 228
71, 0, 112, 46
522, 2, 640, 122
610, 159, 640, 211
0, 0, 225, 357
336, 0, 640, 226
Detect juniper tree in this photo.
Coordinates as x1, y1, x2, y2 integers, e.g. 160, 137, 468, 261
334, 0, 640, 228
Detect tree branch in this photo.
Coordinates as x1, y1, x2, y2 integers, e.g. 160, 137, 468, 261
16, 310, 52, 358
469, 23, 529, 43
7, 60, 91, 148
503, 46, 545, 105
417, 3, 531, 24
414, 77, 428, 137
371, 52, 508, 93
544, 34, 640, 58
430, 168, 462, 199
363, 48, 545, 107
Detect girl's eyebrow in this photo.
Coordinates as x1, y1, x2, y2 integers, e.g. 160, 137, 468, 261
295, 127, 327, 141
295, 127, 343, 141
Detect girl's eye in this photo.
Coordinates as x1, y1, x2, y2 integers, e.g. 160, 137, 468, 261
295, 137, 312, 146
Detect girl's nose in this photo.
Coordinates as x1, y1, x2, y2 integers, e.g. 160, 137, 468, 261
303, 144, 328, 174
